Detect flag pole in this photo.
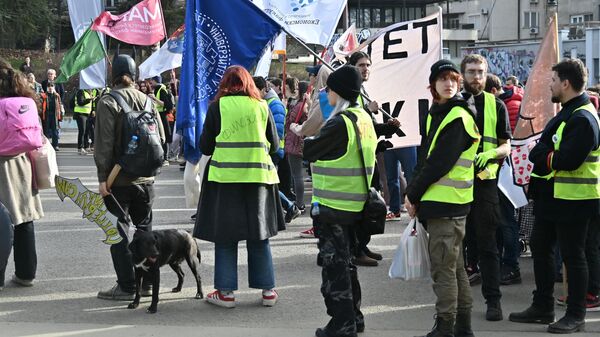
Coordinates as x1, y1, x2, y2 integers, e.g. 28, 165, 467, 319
280, 26, 392, 119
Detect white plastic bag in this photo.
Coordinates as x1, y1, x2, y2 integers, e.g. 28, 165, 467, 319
30, 138, 59, 190
389, 218, 431, 280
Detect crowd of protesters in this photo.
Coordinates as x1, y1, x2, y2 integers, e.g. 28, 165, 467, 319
1, 50, 600, 337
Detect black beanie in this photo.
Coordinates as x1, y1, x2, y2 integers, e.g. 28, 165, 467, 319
429, 59, 460, 83
326, 65, 362, 103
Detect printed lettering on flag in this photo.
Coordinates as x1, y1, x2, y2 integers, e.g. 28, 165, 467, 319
177, 0, 282, 164
91, 0, 165, 46
252, 0, 346, 46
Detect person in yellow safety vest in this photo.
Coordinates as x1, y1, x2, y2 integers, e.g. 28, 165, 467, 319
303, 65, 377, 337
85, 88, 99, 152
192, 65, 284, 309
509, 59, 600, 333
459, 54, 513, 322
148, 75, 174, 164
74, 88, 93, 155
404, 59, 479, 337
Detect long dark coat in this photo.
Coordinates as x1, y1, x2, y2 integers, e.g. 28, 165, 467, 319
193, 94, 285, 243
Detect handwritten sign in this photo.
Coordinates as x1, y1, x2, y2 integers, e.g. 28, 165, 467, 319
54, 176, 122, 245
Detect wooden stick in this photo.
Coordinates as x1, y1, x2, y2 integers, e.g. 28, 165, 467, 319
106, 164, 121, 189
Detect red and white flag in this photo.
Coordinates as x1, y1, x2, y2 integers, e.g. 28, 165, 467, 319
91, 0, 165, 46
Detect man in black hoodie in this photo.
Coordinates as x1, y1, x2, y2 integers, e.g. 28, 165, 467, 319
406, 60, 479, 337
509, 59, 600, 334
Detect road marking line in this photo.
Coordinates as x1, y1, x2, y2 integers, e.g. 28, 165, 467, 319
19, 325, 132, 337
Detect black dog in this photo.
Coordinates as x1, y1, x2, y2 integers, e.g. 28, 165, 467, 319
127, 229, 203, 313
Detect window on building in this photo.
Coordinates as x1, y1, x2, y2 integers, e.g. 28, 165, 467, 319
349, 7, 358, 26
372, 8, 382, 27
571, 15, 584, 24
385, 8, 394, 25
585, 13, 594, 22
524, 11, 539, 28
362, 8, 371, 27
446, 14, 460, 29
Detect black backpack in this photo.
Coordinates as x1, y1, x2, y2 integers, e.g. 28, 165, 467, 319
109, 91, 164, 177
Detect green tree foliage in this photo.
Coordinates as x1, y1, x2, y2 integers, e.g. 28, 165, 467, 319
0, 0, 54, 49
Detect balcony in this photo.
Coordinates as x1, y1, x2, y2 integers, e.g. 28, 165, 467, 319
443, 28, 478, 41
560, 21, 600, 40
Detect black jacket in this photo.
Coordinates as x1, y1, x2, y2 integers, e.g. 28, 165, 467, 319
406, 96, 477, 220
529, 93, 600, 221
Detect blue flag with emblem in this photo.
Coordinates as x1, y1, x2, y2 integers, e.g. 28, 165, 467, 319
177, 0, 283, 164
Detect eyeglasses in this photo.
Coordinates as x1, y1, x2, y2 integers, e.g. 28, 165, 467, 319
325, 87, 330, 93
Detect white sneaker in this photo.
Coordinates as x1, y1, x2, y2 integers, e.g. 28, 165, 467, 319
78, 148, 87, 155
262, 289, 278, 307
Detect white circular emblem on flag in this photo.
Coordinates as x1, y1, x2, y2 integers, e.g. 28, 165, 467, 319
195, 12, 232, 101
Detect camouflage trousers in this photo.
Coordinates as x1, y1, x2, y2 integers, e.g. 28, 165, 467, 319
317, 221, 363, 336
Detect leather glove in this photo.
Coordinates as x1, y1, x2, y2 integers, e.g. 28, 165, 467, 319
376, 140, 394, 153
475, 149, 496, 169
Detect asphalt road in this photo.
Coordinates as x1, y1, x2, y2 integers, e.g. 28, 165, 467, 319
0, 132, 598, 336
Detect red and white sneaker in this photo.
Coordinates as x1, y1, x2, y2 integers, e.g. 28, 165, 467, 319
206, 290, 235, 308
299, 227, 316, 238
262, 289, 278, 307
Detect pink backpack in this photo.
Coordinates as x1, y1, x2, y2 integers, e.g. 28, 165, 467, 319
0, 97, 43, 156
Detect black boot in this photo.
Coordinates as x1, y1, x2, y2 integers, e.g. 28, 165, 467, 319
485, 301, 503, 321
547, 315, 585, 334
418, 316, 454, 337
508, 305, 555, 324
454, 310, 474, 337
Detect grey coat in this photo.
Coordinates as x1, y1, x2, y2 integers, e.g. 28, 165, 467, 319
0, 153, 43, 225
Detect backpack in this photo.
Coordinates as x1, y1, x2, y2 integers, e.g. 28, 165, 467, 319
0, 97, 43, 156
109, 92, 164, 177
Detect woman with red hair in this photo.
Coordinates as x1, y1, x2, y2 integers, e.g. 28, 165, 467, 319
193, 65, 284, 308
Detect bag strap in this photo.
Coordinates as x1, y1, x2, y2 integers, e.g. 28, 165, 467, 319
109, 91, 132, 114
341, 111, 370, 192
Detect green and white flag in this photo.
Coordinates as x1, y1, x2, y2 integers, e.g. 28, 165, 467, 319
56, 27, 107, 83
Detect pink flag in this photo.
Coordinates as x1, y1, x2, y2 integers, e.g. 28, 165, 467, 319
91, 0, 165, 46
511, 14, 560, 186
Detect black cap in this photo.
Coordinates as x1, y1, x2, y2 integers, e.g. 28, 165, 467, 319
306, 64, 322, 76
152, 75, 162, 83
326, 65, 362, 103
429, 59, 459, 83
112, 54, 136, 80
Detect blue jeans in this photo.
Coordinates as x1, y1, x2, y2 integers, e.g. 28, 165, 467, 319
383, 147, 417, 213
497, 192, 520, 270
214, 239, 275, 291
279, 191, 293, 211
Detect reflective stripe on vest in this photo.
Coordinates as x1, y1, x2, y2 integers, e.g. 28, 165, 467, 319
207, 96, 279, 184
553, 103, 600, 200
311, 107, 378, 212
421, 106, 480, 204
267, 97, 286, 149
480, 91, 499, 179
155, 84, 168, 112
74, 90, 92, 114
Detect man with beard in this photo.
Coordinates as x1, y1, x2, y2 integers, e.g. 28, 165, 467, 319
460, 54, 512, 321
509, 59, 600, 334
